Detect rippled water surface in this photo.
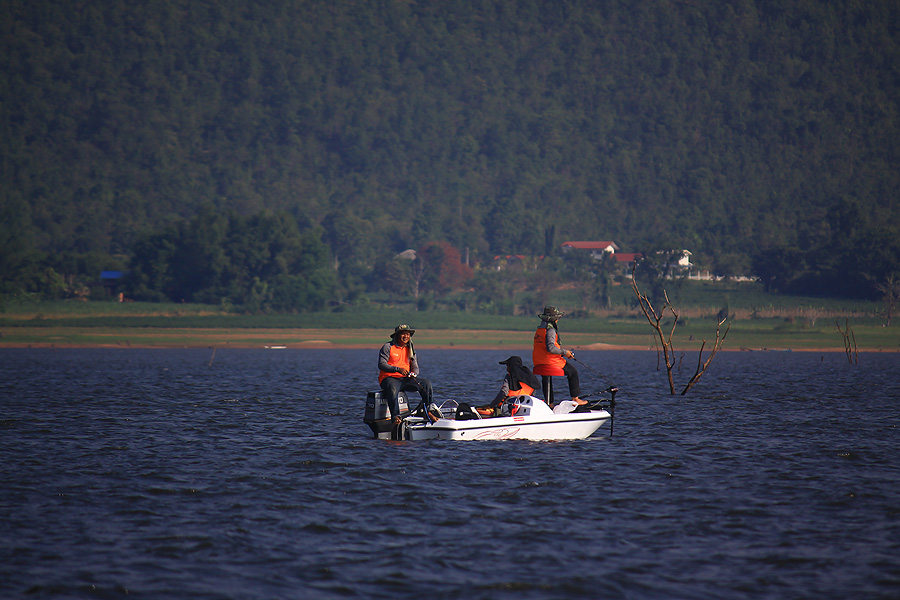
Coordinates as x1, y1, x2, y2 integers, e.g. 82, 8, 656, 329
2, 348, 899, 599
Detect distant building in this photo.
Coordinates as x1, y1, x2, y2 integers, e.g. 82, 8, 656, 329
99, 270, 127, 299
560, 241, 619, 259
656, 249, 694, 276
559, 242, 697, 278
613, 252, 643, 270
672, 249, 693, 270
491, 255, 528, 270
626, 250, 695, 279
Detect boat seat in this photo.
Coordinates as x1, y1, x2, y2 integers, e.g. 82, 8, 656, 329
532, 364, 565, 404
533, 365, 565, 377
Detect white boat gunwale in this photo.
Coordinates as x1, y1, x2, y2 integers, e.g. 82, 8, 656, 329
413, 412, 610, 433
364, 390, 616, 441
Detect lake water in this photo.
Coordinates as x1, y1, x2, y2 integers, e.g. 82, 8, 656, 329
2, 348, 899, 599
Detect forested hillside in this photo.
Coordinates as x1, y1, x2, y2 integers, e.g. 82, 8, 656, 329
2, 0, 899, 307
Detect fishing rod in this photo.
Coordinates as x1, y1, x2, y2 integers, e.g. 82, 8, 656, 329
578, 386, 618, 409
571, 355, 618, 388
578, 387, 618, 401
570, 355, 618, 437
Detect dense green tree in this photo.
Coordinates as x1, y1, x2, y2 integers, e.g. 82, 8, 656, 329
128, 228, 180, 302
414, 241, 474, 298
321, 209, 375, 302
752, 245, 806, 294
2, 0, 899, 304
750, 194, 900, 300
560, 248, 617, 309
126, 209, 335, 310
0, 194, 35, 297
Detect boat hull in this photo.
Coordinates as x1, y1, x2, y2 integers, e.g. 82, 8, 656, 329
408, 409, 610, 441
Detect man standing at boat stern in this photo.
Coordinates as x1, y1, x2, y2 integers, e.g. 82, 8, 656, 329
378, 324, 434, 424
532, 306, 584, 405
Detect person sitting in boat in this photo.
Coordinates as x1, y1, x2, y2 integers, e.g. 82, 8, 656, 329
532, 306, 586, 406
478, 355, 541, 417
378, 324, 434, 425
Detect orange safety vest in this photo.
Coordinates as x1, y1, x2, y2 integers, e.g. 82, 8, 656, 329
379, 343, 411, 383
533, 326, 566, 370
508, 382, 535, 397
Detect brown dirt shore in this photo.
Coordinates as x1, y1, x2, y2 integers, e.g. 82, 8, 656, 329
0, 326, 874, 352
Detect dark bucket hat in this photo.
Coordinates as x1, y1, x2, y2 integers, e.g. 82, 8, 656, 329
538, 306, 565, 321
392, 324, 416, 337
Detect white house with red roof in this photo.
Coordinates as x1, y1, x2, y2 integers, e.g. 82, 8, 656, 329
560, 241, 619, 259
562, 241, 693, 266
612, 252, 643, 268
492, 241, 693, 276
561, 241, 640, 273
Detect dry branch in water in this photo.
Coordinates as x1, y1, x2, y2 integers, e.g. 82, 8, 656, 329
631, 267, 729, 395
835, 319, 859, 364
680, 317, 729, 395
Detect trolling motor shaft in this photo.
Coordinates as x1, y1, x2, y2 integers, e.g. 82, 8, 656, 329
607, 386, 618, 407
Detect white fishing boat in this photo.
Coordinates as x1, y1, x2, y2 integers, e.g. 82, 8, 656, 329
364, 390, 616, 441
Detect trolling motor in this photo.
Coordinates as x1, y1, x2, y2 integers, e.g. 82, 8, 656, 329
574, 385, 618, 436
568, 356, 619, 436
607, 386, 617, 437
580, 385, 618, 409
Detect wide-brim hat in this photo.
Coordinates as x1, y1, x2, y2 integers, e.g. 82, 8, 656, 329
499, 356, 523, 367
392, 324, 416, 337
538, 306, 565, 321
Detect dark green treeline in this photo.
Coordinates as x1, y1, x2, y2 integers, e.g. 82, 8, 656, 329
2, 0, 899, 305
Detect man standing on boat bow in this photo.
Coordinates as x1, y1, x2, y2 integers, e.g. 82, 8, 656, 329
532, 306, 585, 406
378, 324, 434, 425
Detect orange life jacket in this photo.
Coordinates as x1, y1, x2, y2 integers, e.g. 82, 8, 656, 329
533, 326, 566, 370
378, 343, 411, 383
508, 382, 535, 397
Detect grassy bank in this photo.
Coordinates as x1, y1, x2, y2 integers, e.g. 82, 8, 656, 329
1, 299, 897, 351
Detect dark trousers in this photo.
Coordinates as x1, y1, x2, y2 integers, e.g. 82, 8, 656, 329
380, 376, 433, 419
541, 361, 581, 402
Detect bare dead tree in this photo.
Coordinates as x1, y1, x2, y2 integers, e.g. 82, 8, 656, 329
654, 334, 661, 371
681, 318, 729, 395
632, 280, 679, 393
836, 319, 859, 364
631, 266, 730, 395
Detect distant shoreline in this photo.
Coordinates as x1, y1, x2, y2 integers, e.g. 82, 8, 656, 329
0, 326, 892, 352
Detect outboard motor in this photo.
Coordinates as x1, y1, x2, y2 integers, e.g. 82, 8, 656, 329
364, 391, 409, 439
